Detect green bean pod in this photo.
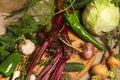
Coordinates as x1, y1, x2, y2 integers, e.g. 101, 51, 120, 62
0, 51, 20, 76
65, 11, 106, 51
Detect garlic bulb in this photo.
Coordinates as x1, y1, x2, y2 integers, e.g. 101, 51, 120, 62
30, 74, 36, 80
18, 39, 35, 55
12, 71, 21, 80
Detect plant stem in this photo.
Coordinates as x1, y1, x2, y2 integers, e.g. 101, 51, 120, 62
25, 41, 49, 80
36, 48, 63, 80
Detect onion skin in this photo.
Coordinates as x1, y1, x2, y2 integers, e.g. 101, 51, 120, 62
91, 63, 109, 80
83, 43, 95, 60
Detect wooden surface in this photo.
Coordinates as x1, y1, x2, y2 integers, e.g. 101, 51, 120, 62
66, 31, 97, 80
0, 0, 28, 13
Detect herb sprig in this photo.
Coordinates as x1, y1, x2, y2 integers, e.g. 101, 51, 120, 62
0, 14, 43, 62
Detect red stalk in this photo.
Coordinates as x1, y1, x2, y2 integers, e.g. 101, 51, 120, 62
50, 57, 68, 80
25, 13, 64, 80
61, 25, 68, 35
25, 41, 49, 80
54, 13, 63, 29
36, 48, 63, 80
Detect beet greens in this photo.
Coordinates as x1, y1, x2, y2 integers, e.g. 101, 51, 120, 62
25, 13, 71, 80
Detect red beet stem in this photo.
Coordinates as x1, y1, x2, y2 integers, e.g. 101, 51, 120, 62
25, 41, 49, 80
54, 13, 63, 29
36, 65, 52, 80
50, 53, 70, 80
36, 48, 63, 80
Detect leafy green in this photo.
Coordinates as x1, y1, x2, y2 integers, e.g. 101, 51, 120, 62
102, 32, 113, 48
38, 57, 54, 66
114, 54, 120, 59
0, 32, 20, 61
8, 0, 56, 32
82, 0, 119, 36
29, 0, 56, 31
28, 0, 41, 7
63, 0, 92, 9
0, 13, 43, 62
111, 0, 120, 8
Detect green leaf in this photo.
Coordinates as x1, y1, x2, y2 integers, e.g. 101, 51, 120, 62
0, 13, 41, 61
28, 0, 56, 31
111, 0, 120, 7
102, 32, 113, 48
0, 46, 10, 61
25, 33, 37, 44
28, 0, 41, 8
114, 54, 120, 59
21, 14, 38, 34
5, 44, 16, 53
7, 22, 22, 36
107, 33, 113, 48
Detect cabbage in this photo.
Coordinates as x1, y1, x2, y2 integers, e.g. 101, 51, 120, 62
82, 0, 120, 36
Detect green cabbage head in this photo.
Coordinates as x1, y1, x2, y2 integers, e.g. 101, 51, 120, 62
82, 0, 120, 36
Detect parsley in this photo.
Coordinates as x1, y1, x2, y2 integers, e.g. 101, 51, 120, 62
8, 0, 56, 32
0, 13, 43, 62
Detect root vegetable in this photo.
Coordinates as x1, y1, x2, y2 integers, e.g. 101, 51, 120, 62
25, 14, 66, 80
59, 35, 95, 60
91, 63, 108, 79
18, 39, 35, 55
107, 48, 120, 79
107, 48, 120, 68
83, 43, 95, 60
91, 51, 109, 80
107, 55, 120, 68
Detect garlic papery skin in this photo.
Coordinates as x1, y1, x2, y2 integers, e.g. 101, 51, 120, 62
11, 71, 21, 80
18, 39, 35, 55
30, 74, 36, 80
